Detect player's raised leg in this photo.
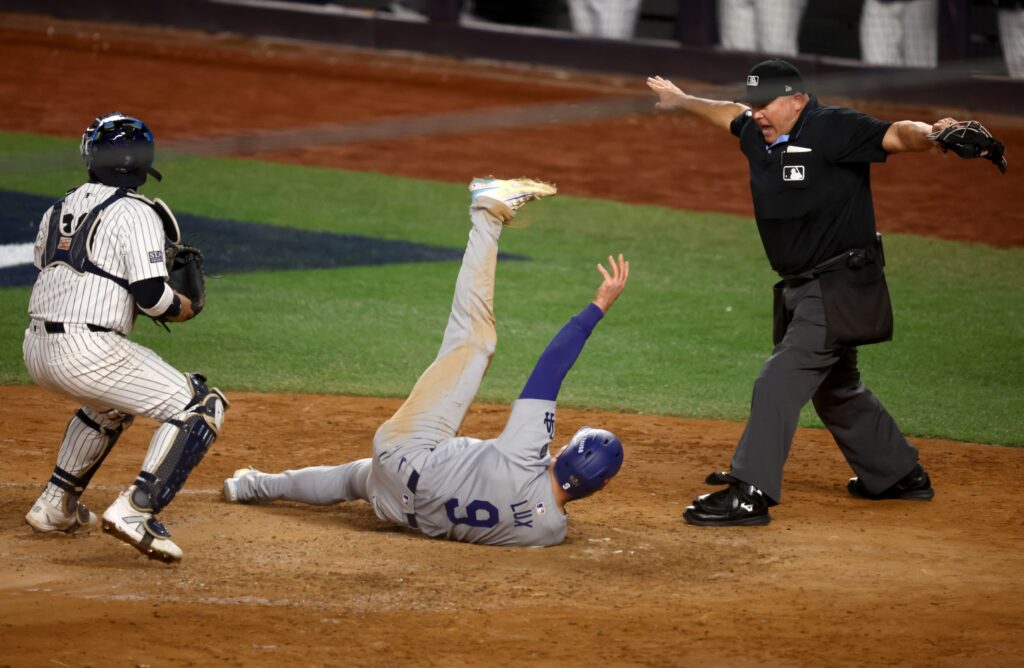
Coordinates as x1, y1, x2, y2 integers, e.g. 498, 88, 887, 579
223, 459, 373, 505
375, 177, 557, 449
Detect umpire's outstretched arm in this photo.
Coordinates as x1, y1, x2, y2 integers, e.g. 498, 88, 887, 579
646, 76, 746, 131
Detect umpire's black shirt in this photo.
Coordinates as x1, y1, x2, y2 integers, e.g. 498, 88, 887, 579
731, 98, 892, 276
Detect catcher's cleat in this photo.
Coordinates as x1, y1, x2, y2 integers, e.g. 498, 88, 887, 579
25, 495, 99, 534
683, 480, 771, 527
223, 467, 260, 503
847, 463, 935, 501
101, 487, 183, 563
469, 177, 557, 222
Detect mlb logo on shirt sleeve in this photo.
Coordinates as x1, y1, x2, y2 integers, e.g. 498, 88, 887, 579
149, 250, 164, 264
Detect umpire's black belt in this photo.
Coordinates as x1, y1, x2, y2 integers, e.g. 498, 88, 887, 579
781, 242, 883, 289
44, 321, 113, 334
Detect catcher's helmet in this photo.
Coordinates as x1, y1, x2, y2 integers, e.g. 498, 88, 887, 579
80, 112, 162, 188
553, 427, 624, 499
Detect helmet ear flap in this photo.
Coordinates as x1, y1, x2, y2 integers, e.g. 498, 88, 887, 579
81, 112, 122, 169
554, 428, 624, 499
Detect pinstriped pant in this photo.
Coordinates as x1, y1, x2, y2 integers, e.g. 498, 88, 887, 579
23, 321, 195, 506
24, 322, 194, 420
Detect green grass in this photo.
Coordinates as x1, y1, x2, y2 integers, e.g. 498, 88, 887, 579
2, 131, 1021, 445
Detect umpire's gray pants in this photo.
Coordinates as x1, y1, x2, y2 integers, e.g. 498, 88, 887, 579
730, 279, 919, 503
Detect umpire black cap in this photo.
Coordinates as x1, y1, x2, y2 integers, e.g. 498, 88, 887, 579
738, 59, 806, 104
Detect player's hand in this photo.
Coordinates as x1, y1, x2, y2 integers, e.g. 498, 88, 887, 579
647, 75, 687, 111
930, 117, 959, 135
165, 292, 194, 322
592, 254, 630, 314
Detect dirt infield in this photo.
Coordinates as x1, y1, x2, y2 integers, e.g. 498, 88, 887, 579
3, 386, 1023, 666
2, 13, 1022, 667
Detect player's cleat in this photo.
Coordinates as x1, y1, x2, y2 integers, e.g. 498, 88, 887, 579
847, 463, 935, 501
469, 177, 557, 221
223, 467, 259, 503
25, 495, 99, 534
101, 487, 183, 563
683, 480, 771, 526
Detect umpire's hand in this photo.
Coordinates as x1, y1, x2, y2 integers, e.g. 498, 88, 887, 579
592, 254, 630, 314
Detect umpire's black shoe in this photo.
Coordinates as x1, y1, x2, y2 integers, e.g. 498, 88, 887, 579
683, 480, 771, 526
847, 463, 935, 501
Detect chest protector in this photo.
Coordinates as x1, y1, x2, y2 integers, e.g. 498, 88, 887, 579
41, 187, 181, 290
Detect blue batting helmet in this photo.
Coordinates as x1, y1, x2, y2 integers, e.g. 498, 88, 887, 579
553, 427, 623, 499
80, 112, 162, 188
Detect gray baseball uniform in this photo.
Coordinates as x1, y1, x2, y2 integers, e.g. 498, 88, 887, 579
235, 200, 590, 546
241, 399, 566, 546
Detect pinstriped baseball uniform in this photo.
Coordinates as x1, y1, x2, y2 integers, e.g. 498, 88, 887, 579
24, 181, 196, 512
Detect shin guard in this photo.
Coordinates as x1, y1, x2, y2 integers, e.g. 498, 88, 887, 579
133, 374, 229, 513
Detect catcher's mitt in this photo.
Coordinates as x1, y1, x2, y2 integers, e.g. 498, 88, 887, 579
165, 243, 206, 317
929, 120, 1007, 174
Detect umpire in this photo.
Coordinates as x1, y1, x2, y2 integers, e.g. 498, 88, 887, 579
647, 60, 956, 526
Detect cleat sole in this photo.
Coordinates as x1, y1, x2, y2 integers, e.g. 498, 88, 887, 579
102, 520, 181, 564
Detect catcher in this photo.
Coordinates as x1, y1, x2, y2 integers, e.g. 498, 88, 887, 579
648, 59, 1007, 526
23, 112, 226, 563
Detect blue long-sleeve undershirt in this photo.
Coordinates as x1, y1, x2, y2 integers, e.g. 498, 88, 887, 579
518, 302, 604, 401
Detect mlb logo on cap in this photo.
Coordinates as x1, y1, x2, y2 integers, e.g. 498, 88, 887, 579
738, 59, 806, 104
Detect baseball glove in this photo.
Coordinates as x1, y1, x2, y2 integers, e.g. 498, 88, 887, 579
929, 120, 1007, 174
165, 243, 206, 317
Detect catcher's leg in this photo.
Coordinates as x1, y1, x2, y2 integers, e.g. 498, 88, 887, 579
226, 458, 372, 505
102, 373, 229, 563
25, 407, 133, 534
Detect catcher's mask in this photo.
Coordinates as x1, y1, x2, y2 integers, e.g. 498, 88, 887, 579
81, 112, 162, 189
738, 59, 806, 105
554, 427, 624, 499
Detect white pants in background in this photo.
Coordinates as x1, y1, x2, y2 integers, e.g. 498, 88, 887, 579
860, 0, 938, 68
999, 7, 1024, 78
718, 0, 808, 55
568, 0, 643, 40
